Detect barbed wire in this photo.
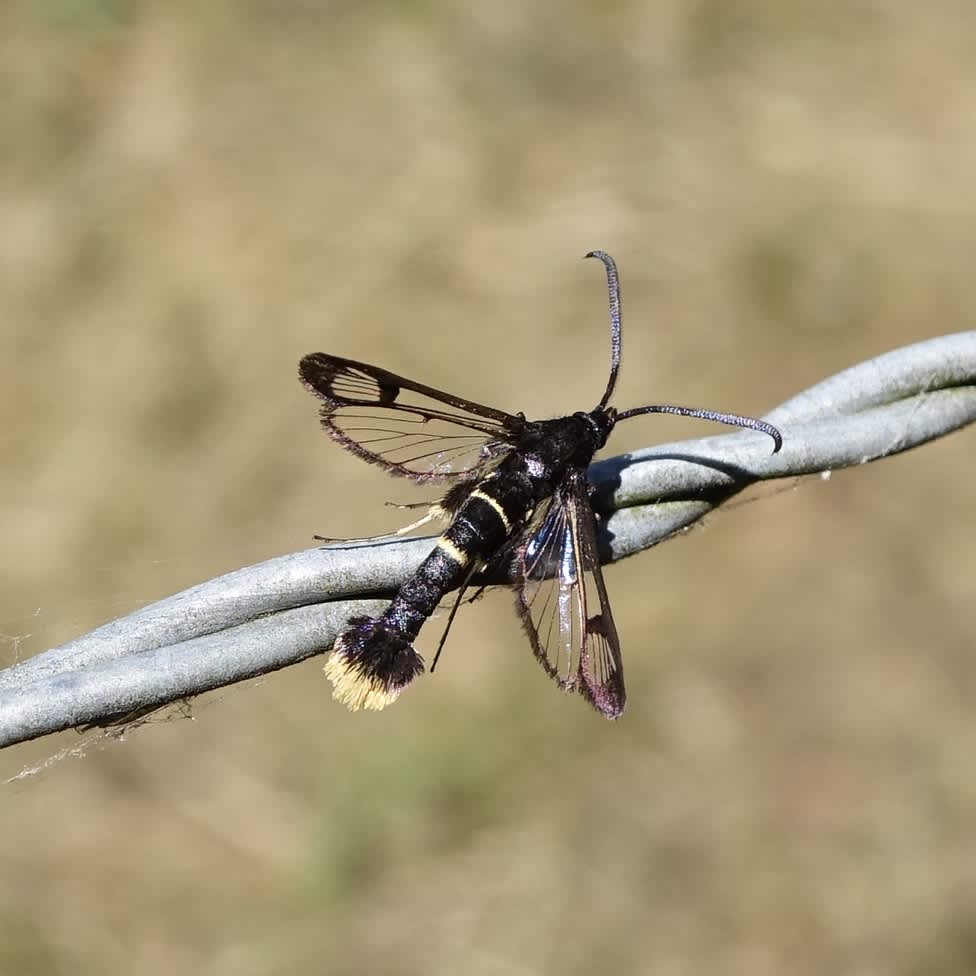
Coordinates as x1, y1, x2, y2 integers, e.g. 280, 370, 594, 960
2, 331, 974, 749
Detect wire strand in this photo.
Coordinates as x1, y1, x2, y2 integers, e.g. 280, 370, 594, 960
2, 331, 974, 748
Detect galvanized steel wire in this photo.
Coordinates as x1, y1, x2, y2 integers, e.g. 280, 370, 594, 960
2, 331, 974, 748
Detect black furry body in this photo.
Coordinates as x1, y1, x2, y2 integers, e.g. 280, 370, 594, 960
327, 411, 615, 713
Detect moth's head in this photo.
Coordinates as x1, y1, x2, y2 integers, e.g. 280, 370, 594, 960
578, 406, 617, 451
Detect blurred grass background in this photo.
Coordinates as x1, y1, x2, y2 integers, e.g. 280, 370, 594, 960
2, 1, 976, 973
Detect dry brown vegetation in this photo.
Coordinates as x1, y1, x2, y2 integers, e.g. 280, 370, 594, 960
2, 2, 976, 973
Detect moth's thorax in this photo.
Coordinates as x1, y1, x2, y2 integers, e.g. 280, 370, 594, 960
514, 407, 616, 484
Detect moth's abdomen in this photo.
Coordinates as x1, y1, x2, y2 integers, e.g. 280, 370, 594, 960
326, 616, 425, 711
325, 530, 476, 712
326, 474, 532, 712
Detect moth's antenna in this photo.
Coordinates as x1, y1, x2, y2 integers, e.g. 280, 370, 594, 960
584, 250, 782, 454
616, 403, 783, 453
585, 250, 622, 409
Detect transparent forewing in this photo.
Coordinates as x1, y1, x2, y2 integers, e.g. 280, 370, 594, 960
515, 472, 626, 718
299, 353, 521, 481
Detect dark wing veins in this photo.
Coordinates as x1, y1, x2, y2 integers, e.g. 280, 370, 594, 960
514, 469, 626, 719
299, 353, 524, 482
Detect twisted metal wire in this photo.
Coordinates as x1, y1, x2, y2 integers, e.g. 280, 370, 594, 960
2, 331, 974, 748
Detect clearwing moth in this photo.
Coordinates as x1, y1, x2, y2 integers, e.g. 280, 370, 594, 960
299, 252, 782, 718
